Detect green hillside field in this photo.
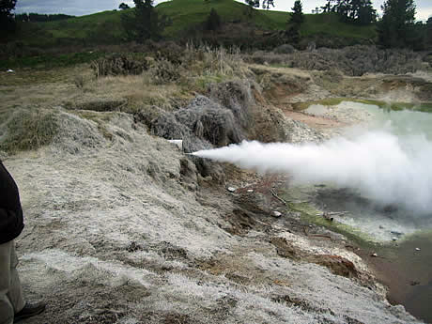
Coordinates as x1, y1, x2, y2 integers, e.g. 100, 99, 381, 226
14, 0, 376, 48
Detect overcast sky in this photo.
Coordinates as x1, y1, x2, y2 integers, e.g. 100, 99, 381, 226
15, 0, 432, 21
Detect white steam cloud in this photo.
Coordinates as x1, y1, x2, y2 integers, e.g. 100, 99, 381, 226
193, 131, 432, 214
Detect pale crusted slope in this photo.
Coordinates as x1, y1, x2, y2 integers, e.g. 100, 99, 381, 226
5, 110, 423, 324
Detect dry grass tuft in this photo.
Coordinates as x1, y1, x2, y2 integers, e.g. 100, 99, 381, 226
0, 107, 58, 153
91, 55, 148, 77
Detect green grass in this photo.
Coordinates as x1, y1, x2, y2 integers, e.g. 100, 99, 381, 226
10, 0, 376, 51
0, 51, 105, 69
17, 10, 124, 48
301, 13, 375, 39
157, 0, 281, 36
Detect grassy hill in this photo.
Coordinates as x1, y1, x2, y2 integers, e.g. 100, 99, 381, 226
16, 10, 124, 48
13, 0, 376, 49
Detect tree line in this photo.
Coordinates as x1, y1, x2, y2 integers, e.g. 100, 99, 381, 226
246, 0, 431, 49
15, 13, 74, 22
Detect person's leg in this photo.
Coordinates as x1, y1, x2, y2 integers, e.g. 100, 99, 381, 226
7, 243, 25, 315
0, 241, 14, 324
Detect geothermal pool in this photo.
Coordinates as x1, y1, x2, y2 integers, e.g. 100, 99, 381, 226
193, 100, 432, 322
306, 101, 432, 323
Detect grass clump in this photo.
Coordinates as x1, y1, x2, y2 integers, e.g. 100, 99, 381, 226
176, 45, 250, 92
150, 58, 181, 84
91, 55, 148, 77
0, 107, 59, 153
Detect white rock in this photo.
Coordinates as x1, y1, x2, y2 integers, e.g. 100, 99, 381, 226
227, 187, 236, 193
273, 211, 282, 218
6, 69, 14, 73
371, 253, 378, 257
247, 189, 254, 193
167, 139, 183, 151
415, 248, 421, 251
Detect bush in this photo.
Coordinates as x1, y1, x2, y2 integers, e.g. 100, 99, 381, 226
205, 9, 222, 31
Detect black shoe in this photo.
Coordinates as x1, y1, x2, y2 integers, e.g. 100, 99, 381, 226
14, 301, 46, 323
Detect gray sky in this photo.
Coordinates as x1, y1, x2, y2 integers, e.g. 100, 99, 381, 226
15, 0, 432, 21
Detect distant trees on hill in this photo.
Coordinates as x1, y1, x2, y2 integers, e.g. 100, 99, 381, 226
321, 0, 376, 25
119, 3, 130, 10
15, 13, 75, 22
244, 0, 275, 10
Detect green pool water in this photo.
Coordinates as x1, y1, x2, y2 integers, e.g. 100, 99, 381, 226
288, 100, 432, 323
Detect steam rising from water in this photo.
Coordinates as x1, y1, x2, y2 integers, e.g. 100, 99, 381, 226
193, 131, 432, 214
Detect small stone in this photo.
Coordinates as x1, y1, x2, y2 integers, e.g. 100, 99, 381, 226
273, 211, 282, 218
415, 248, 421, 251
391, 231, 403, 236
227, 187, 236, 193
371, 253, 378, 257
247, 189, 254, 193
379, 225, 384, 229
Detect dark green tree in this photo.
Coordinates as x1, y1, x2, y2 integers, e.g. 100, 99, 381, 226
427, 17, 432, 47
205, 8, 221, 31
286, 0, 304, 44
355, 0, 376, 25
0, 0, 17, 36
119, 2, 130, 10
244, 0, 274, 11
377, 0, 416, 48
121, 0, 169, 43
244, 0, 259, 9
290, 0, 304, 25
262, 0, 275, 9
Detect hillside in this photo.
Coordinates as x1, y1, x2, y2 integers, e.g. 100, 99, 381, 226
13, 0, 376, 49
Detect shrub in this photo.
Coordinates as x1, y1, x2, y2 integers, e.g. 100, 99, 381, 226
205, 9, 222, 31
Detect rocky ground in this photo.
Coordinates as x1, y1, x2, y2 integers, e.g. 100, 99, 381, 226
1, 50, 431, 323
